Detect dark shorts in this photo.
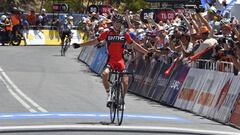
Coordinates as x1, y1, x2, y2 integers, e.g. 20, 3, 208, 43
60, 31, 71, 42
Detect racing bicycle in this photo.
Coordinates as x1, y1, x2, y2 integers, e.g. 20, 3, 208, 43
108, 70, 134, 125
61, 33, 72, 56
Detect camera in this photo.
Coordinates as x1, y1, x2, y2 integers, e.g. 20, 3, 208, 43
195, 6, 205, 13
223, 50, 235, 56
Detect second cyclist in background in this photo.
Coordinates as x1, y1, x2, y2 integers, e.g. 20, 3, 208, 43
59, 15, 74, 55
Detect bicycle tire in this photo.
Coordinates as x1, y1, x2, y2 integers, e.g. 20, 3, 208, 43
109, 84, 117, 123
11, 34, 21, 46
60, 46, 65, 56
116, 83, 124, 125
62, 38, 70, 56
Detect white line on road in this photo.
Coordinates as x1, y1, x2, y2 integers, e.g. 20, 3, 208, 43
0, 125, 238, 135
0, 67, 48, 112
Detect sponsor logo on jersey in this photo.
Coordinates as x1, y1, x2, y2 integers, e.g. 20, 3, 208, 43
107, 35, 125, 42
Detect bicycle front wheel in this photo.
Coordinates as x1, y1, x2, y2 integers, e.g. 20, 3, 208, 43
116, 83, 124, 125
110, 84, 117, 123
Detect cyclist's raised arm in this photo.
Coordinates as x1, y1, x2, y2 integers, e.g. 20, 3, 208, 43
78, 38, 100, 47
130, 41, 148, 55
125, 32, 148, 55
73, 30, 108, 48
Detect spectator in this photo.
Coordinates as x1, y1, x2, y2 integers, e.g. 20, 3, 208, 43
226, 42, 240, 75
10, 9, 21, 36
21, 15, 29, 30
0, 15, 12, 45
39, 8, 48, 26
27, 9, 37, 26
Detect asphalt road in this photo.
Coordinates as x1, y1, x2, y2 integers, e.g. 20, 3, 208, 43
0, 46, 239, 135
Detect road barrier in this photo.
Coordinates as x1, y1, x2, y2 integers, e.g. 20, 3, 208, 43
78, 45, 240, 129
21, 30, 85, 46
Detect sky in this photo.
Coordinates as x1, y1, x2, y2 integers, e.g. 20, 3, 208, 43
218, 0, 240, 4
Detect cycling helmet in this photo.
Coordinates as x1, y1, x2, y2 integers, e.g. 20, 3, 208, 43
112, 14, 124, 23
1, 15, 7, 20
68, 16, 73, 20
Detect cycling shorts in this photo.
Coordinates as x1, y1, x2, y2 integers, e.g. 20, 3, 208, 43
60, 31, 71, 41
106, 59, 125, 72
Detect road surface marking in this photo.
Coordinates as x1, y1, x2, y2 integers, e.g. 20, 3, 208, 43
0, 125, 238, 135
0, 112, 190, 123
0, 67, 47, 112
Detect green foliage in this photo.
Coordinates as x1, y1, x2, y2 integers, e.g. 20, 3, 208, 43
111, 0, 150, 12
1, 0, 150, 13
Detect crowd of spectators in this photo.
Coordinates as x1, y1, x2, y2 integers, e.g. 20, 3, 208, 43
77, 3, 240, 75
1, 2, 240, 75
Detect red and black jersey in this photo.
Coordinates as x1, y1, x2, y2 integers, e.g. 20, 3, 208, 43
97, 28, 133, 61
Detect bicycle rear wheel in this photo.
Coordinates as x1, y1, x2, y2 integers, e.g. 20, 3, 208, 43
60, 45, 65, 56
109, 84, 117, 123
10, 34, 21, 46
116, 83, 124, 125
61, 39, 69, 56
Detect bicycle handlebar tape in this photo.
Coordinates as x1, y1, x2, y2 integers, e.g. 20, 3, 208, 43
73, 43, 80, 49
164, 57, 179, 77
190, 46, 214, 61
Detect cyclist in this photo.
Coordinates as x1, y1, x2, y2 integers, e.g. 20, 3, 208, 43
60, 15, 74, 51
0, 15, 12, 45
73, 14, 150, 106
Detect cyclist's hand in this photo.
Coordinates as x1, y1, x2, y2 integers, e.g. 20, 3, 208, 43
72, 43, 81, 49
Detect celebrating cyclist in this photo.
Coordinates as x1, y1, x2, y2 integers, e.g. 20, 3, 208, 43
73, 14, 150, 106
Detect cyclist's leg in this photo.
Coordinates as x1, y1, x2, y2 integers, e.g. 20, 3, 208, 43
118, 59, 128, 96
122, 75, 129, 96
60, 32, 65, 48
102, 65, 111, 93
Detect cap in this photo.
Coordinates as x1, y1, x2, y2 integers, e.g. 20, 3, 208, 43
41, 8, 46, 12
68, 16, 73, 20
200, 26, 209, 34
1, 15, 7, 20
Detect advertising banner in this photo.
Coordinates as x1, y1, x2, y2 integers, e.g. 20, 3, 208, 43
161, 64, 190, 105
128, 58, 146, 94
78, 47, 89, 63
154, 9, 175, 23
210, 74, 238, 122
23, 30, 82, 46
140, 60, 159, 97
84, 46, 96, 66
174, 68, 206, 111
192, 71, 226, 116
229, 94, 240, 127
147, 62, 171, 102
90, 46, 108, 75
147, 61, 164, 98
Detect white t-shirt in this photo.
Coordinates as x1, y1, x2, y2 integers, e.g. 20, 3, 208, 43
194, 38, 218, 54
